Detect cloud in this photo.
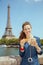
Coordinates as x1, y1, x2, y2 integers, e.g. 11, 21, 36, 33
25, 0, 33, 3
25, 0, 42, 3
25, 0, 29, 2
34, 0, 42, 2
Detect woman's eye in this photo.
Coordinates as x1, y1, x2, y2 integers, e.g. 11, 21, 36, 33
24, 28, 30, 30
28, 28, 30, 30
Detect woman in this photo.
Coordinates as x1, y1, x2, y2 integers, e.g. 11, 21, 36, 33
19, 21, 42, 65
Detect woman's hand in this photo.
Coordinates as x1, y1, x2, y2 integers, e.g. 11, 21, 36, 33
20, 39, 26, 48
30, 38, 37, 47
30, 38, 41, 53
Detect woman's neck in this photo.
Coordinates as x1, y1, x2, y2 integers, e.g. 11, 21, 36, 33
26, 35, 31, 39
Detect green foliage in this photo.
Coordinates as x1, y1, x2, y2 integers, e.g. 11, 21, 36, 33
40, 39, 43, 45
0, 38, 8, 45
0, 38, 19, 45
0, 38, 43, 45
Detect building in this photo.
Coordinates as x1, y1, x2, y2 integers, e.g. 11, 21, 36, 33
2, 5, 15, 39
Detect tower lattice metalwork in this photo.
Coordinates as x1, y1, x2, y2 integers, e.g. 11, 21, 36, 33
2, 5, 15, 39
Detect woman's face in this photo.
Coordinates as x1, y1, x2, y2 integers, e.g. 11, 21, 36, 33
23, 25, 32, 36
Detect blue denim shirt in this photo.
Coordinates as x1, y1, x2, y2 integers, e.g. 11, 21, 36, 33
19, 36, 42, 65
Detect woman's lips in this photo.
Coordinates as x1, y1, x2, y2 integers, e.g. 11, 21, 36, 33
26, 31, 30, 34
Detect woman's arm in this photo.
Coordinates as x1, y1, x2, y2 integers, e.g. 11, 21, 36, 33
19, 39, 26, 57
34, 37, 42, 55
19, 45, 25, 57
30, 37, 42, 55
35, 44, 42, 54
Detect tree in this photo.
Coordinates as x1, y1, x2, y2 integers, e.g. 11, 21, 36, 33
0, 38, 19, 45
40, 39, 43, 45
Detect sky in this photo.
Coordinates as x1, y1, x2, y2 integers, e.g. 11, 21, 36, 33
0, 0, 43, 39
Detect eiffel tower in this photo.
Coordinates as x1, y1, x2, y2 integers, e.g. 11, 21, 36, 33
2, 5, 15, 39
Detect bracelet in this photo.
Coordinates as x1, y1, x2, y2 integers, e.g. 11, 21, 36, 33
20, 47, 24, 51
